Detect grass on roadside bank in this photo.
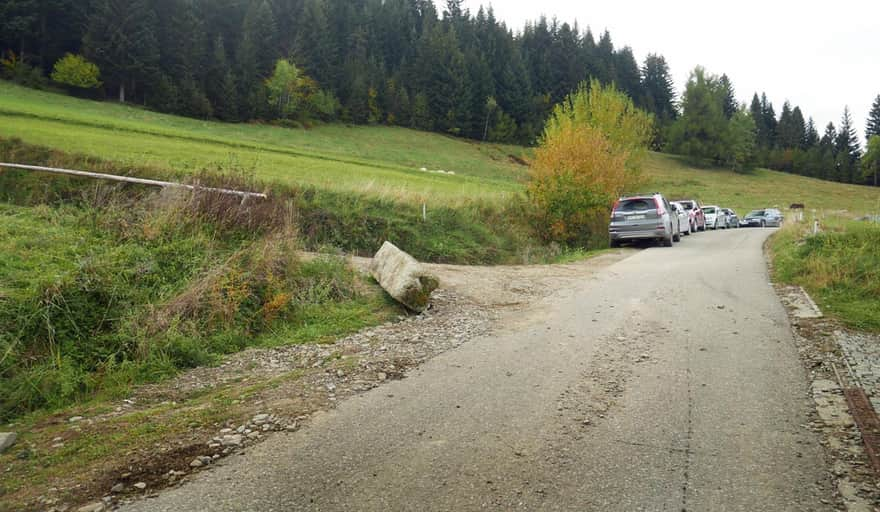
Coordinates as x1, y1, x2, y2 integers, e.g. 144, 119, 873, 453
770, 218, 880, 331
0, 136, 559, 265
0, 135, 593, 424
0, 176, 402, 422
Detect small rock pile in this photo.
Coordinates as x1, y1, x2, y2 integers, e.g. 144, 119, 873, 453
205, 413, 295, 456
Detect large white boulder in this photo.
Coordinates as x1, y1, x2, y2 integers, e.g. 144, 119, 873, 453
0, 432, 16, 454
370, 242, 439, 312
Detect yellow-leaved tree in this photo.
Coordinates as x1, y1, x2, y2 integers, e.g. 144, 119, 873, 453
529, 80, 653, 246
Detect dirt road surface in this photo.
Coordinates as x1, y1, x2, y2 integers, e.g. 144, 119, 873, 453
122, 228, 836, 511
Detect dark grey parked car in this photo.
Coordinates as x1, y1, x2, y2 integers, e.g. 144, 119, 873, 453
740, 209, 783, 227
609, 193, 678, 247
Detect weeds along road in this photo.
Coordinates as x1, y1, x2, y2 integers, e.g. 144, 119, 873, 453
122, 228, 835, 511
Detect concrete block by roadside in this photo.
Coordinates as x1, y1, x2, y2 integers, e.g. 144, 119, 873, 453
0, 432, 17, 453
370, 241, 439, 312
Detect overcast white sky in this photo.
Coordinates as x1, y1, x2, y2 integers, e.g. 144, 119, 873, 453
453, 0, 879, 144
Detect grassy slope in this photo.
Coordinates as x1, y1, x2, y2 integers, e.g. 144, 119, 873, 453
3, 81, 879, 214
646, 153, 880, 216
0, 81, 526, 205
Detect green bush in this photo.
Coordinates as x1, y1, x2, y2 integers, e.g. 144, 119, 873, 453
51, 53, 102, 89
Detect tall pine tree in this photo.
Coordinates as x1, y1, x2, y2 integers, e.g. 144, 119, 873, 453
83, 0, 159, 102
835, 106, 861, 182
867, 94, 880, 140
718, 74, 736, 119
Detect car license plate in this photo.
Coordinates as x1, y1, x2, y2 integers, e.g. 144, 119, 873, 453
628, 215, 646, 220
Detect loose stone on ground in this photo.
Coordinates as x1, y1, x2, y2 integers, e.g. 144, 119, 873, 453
0, 432, 17, 453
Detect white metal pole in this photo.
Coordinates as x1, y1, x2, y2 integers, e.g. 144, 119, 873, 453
0, 162, 267, 200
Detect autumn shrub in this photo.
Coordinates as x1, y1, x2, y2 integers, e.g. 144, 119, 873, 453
529, 80, 653, 247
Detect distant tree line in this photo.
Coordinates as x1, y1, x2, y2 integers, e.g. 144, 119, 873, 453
0, 0, 677, 145
1, 0, 877, 186
667, 67, 880, 186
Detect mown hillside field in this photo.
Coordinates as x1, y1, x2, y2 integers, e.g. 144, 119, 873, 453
2, 81, 880, 214
0, 82, 526, 205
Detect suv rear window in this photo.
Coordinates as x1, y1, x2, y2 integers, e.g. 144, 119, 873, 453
703, 207, 716, 214
616, 198, 655, 212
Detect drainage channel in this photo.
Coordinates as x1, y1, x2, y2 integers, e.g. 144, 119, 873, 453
833, 362, 880, 477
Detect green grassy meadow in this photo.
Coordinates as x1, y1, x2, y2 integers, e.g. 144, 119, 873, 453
647, 154, 880, 216
3, 81, 879, 215
0, 81, 525, 205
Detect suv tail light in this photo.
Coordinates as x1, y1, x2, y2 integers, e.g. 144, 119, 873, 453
653, 197, 665, 216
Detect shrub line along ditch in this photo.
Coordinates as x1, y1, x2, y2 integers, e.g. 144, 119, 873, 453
0, 162, 268, 200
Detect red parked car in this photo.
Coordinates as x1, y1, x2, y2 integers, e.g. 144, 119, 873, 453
674, 199, 706, 232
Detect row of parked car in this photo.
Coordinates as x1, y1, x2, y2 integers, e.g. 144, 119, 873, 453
608, 193, 784, 247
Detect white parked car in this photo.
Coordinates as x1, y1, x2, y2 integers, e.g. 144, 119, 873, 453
702, 205, 728, 230
670, 201, 691, 236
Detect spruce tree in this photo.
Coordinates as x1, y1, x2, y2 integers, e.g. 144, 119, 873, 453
0, 0, 37, 60
760, 93, 777, 148
83, 0, 159, 103
776, 102, 805, 149
749, 94, 768, 147
776, 101, 794, 148
836, 106, 861, 182
804, 118, 819, 149
206, 35, 237, 121
296, 0, 336, 87
718, 74, 736, 119
867, 94, 880, 139
819, 123, 837, 181
614, 46, 643, 106
640, 54, 677, 122
791, 107, 806, 149
236, 0, 278, 119
595, 30, 615, 85
837, 107, 861, 157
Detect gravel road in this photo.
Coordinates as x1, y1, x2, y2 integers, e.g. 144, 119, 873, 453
122, 228, 835, 511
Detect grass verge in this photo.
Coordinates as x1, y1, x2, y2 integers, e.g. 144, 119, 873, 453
0, 136, 552, 265
0, 170, 401, 422
770, 217, 880, 331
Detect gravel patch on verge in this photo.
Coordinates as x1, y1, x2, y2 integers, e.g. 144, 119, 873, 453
836, 330, 880, 413
775, 284, 880, 510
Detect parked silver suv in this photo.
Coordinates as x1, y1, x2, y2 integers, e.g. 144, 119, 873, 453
609, 193, 678, 247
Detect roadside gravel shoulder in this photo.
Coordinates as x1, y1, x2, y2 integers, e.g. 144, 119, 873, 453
10, 250, 632, 512
773, 269, 880, 510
